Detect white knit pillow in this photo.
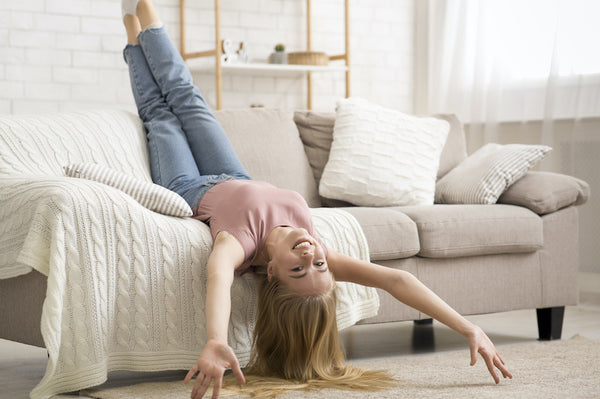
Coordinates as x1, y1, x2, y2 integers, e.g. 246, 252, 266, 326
319, 98, 450, 206
435, 143, 552, 204
64, 163, 193, 217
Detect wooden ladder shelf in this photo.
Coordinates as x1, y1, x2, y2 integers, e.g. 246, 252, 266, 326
179, 0, 351, 110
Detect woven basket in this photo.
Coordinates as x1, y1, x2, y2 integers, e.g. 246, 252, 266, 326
287, 51, 329, 66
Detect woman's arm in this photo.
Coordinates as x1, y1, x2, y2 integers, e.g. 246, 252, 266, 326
327, 249, 513, 384
185, 231, 246, 399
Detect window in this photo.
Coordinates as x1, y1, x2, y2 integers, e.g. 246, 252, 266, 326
419, 0, 600, 122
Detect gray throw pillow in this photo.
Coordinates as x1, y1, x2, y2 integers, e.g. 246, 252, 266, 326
498, 171, 590, 214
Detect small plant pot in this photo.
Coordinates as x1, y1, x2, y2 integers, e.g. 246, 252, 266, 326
269, 52, 287, 64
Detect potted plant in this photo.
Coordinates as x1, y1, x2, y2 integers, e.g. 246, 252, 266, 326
268, 43, 287, 64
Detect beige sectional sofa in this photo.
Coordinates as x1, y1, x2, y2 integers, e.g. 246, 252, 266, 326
0, 107, 590, 354
293, 110, 589, 339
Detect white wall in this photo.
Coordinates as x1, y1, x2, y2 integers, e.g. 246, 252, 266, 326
2, 1, 597, 274
0, 0, 414, 114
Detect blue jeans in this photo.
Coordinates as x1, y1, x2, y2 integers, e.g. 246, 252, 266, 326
123, 26, 251, 208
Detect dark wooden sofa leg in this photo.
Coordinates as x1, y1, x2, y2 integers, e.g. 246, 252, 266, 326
412, 319, 435, 352
536, 306, 565, 340
414, 318, 433, 326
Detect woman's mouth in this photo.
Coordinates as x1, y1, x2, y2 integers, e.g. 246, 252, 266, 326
292, 240, 312, 250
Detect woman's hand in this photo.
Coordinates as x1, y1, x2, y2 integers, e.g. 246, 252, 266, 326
466, 325, 513, 384
184, 339, 246, 399
325, 251, 512, 385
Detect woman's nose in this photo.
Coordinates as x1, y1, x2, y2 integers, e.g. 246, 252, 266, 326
300, 247, 314, 258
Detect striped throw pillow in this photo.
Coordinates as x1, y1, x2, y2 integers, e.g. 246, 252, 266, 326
435, 143, 552, 204
64, 163, 193, 217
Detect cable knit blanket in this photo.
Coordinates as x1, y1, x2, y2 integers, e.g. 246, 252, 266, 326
0, 110, 379, 399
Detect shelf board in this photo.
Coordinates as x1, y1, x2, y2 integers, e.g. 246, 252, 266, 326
188, 60, 348, 77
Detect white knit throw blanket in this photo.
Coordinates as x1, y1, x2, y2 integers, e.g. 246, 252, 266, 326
0, 110, 379, 399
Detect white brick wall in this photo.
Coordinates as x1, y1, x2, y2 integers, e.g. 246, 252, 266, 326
0, 0, 414, 114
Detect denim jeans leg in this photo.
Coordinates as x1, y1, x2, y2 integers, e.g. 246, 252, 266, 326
137, 27, 251, 180
123, 44, 210, 204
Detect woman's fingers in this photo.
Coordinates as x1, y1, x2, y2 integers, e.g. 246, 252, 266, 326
468, 327, 512, 384
191, 373, 205, 398
479, 348, 514, 384
211, 376, 222, 399
231, 357, 246, 385
191, 373, 212, 399
495, 355, 513, 379
198, 374, 213, 399
185, 341, 242, 398
497, 352, 506, 366
189, 370, 228, 399
184, 365, 198, 384
481, 351, 500, 384
469, 340, 478, 366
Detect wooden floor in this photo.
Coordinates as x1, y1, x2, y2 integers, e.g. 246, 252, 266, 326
1, 273, 599, 399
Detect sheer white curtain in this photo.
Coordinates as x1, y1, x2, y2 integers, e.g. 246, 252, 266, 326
415, 0, 600, 155
414, 0, 600, 272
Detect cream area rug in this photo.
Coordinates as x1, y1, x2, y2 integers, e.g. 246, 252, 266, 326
82, 335, 599, 399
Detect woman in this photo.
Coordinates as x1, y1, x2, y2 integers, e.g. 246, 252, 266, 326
121, 1, 512, 398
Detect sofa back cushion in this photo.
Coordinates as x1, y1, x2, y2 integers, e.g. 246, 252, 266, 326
294, 111, 352, 207
293, 111, 336, 184
433, 114, 468, 179
0, 109, 151, 180
294, 111, 468, 188
215, 108, 321, 207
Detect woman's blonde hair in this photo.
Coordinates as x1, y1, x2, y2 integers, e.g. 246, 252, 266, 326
236, 272, 397, 397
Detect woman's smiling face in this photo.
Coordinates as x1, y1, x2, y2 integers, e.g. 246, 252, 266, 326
266, 227, 332, 296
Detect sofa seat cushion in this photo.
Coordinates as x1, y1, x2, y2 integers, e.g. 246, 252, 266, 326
340, 207, 420, 260
398, 204, 543, 258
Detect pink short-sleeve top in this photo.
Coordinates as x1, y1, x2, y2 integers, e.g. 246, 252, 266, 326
193, 180, 326, 275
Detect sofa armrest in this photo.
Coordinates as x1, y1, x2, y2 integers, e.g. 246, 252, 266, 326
0, 176, 160, 278
497, 171, 590, 215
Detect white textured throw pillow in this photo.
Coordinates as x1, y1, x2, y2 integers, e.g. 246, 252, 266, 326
435, 143, 552, 204
319, 97, 450, 206
64, 163, 193, 217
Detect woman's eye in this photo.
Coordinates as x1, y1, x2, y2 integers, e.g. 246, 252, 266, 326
315, 262, 325, 267
292, 266, 303, 272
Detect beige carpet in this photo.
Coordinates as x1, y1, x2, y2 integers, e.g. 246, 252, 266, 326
83, 335, 600, 399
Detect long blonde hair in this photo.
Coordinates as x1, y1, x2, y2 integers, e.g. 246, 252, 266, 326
235, 272, 397, 397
